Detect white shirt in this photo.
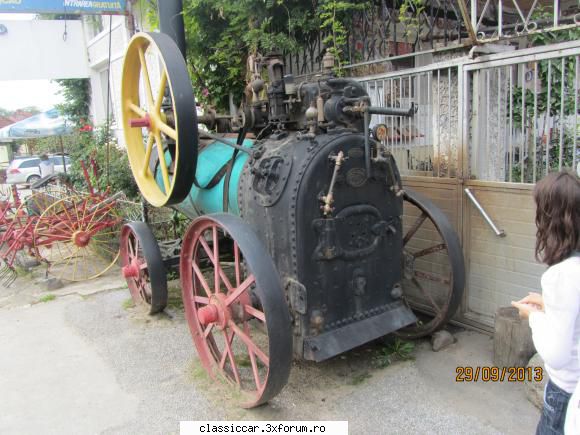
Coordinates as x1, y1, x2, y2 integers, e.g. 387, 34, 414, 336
529, 255, 580, 393
39, 160, 54, 178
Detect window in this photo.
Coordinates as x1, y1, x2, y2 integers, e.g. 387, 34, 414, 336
100, 69, 115, 123
85, 15, 104, 40
50, 156, 68, 165
19, 159, 40, 168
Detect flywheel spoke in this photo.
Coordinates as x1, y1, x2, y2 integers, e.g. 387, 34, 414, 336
158, 121, 177, 140
154, 133, 171, 193
137, 45, 154, 108
128, 102, 147, 118
154, 70, 167, 114
142, 133, 155, 177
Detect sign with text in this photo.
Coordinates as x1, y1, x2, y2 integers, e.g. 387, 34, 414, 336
0, 0, 126, 15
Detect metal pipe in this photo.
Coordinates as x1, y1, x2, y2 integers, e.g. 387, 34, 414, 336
158, 0, 186, 58
366, 105, 414, 117
464, 188, 506, 237
364, 110, 371, 177
199, 131, 252, 155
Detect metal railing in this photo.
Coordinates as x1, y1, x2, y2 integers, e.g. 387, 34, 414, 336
287, 1, 580, 77
360, 63, 461, 178
466, 42, 580, 183
471, 0, 580, 42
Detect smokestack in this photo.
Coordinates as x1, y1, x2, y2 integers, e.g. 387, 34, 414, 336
158, 0, 186, 58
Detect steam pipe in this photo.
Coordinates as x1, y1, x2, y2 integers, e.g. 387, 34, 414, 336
158, 0, 186, 58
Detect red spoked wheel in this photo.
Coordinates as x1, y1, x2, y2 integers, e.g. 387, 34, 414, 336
33, 195, 122, 281
180, 214, 292, 408
120, 222, 167, 314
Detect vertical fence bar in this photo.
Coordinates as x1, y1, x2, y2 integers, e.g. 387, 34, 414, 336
400, 76, 404, 150
417, 73, 422, 167
521, 63, 526, 182
558, 57, 566, 171
498, 67, 503, 180
382, 79, 388, 151
486, 68, 491, 180
498, 0, 503, 37
546, 60, 552, 175
553, 0, 559, 28
391, 78, 395, 155
448, 68, 452, 177
509, 66, 514, 182
574, 57, 579, 172
533, 62, 538, 182
409, 75, 413, 168
437, 69, 441, 177
425, 71, 433, 174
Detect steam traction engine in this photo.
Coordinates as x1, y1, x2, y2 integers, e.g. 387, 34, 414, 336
119, 32, 465, 407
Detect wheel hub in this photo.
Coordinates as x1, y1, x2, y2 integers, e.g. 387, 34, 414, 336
198, 293, 230, 329
72, 231, 91, 247
122, 260, 140, 279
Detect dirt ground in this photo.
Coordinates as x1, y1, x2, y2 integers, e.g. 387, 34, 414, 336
0, 266, 540, 435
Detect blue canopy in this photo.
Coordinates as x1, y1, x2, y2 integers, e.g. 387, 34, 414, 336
0, 108, 72, 141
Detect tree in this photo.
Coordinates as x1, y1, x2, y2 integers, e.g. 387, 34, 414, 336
54, 78, 91, 128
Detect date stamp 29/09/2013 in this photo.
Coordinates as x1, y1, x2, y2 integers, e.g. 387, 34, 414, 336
456, 366, 543, 383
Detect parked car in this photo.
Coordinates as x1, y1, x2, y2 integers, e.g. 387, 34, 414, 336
6, 155, 71, 185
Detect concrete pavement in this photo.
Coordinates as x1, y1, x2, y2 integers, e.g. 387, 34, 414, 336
0, 273, 540, 434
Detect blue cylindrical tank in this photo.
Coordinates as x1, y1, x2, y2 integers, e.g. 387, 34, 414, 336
156, 138, 253, 219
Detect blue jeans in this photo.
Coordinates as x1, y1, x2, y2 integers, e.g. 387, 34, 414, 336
536, 380, 572, 435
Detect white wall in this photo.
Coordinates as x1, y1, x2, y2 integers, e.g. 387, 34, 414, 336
84, 15, 128, 143
0, 20, 89, 80
83, 6, 150, 147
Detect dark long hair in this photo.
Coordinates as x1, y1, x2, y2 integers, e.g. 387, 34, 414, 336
533, 171, 580, 266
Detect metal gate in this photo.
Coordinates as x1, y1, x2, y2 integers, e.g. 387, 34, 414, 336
359, 40, 580, 331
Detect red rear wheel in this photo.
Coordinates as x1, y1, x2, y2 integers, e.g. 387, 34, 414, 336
120, 222, 167, 314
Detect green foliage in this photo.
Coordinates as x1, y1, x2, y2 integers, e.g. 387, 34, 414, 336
178, 0, 320, 109
38, 294, 56, 303
54, 79, 91, 127
143, 1, 368, 107
319, 1, 368, 75
398, 0, 425, 41
373, 338, 415, 368
509, 17, 580, 182
122, 298, 135, 310
65, 125, 139, 199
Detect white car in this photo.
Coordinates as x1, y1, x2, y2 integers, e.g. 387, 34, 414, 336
6, 155, 71, 185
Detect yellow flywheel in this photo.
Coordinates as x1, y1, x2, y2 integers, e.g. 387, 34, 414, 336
121, 32, 198, 207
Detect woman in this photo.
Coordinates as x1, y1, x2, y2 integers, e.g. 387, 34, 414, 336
512, 170, 580, 435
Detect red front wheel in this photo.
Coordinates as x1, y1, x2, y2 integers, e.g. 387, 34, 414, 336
180, 214, 292, 408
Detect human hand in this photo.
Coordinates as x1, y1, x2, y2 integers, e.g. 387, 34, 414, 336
511, 300, 541, 319
518, 292, 545, 311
